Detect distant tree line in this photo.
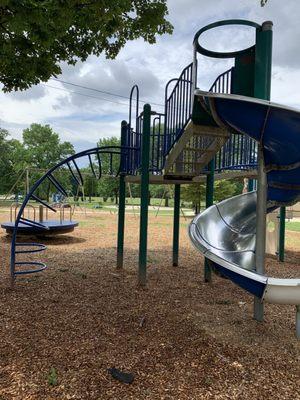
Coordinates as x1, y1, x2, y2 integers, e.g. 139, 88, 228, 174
0, 124, 74, 198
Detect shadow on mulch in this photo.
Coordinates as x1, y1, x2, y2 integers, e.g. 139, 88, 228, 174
0, 234, 87, 245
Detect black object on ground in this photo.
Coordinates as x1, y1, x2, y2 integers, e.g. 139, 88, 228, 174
108, 367, 134, 384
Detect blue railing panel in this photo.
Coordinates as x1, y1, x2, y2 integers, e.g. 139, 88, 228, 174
124, 64, 258, 176
209, 68, 258, 172
163, 62, 194, 157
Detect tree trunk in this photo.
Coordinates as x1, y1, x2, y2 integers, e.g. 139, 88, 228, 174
165, 197, 169, 207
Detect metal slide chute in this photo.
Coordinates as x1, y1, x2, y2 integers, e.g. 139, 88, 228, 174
189, 91, 300, 305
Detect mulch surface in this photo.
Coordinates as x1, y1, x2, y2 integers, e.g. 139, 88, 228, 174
0, 210, 299, 399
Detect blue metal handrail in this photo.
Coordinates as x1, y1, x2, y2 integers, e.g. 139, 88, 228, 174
163, 62, 194, 156
129, 85, 139, 134
214, 134, 257, 172
123, 86, 142, 174
123, 119, 141, 174
124, 62, 258, 176
150, 112, 165, 173
209, 68, 258, 172
210, 68, 233, 93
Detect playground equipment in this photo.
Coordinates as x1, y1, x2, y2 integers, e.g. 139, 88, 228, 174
1, 201, 77, 235
9, 146, 132, 279
122, 19, 299, 337
189, 91, 300, 298
10, 19, 300, 337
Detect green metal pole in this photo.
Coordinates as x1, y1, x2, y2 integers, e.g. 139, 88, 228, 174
138, 104, 151, 286
254, 21, 273, 99
117, 121, 127, 269
253, 21, 273, 322
248, 179, 254, 192
117, 175, 126, 268
204, 158, 215, 282
278, 206, 286, 262
173, 184, 180, 266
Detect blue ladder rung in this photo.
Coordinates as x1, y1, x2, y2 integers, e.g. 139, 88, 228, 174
47, 174, 68, 196
15, 242, 47, 254
109, 152, 113, 175
95, 151, 102, 179
30, 194, 57, 212
19, 217, 49, 230
14, 261, 47, 275
88, 154, 96, 178
67, 160, 84, 186
71, 159, 84, 185
88, 154, 102, 179
67, 162, 81, 186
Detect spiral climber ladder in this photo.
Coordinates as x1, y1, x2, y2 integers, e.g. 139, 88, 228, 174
10, 145, 134, 284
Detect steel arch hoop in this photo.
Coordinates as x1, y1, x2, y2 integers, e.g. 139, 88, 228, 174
193, 19, 260, 59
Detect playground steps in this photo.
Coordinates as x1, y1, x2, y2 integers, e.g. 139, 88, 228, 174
163, 121, 230, 178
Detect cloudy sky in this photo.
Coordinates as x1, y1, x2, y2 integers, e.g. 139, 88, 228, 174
1, 0, 299, 152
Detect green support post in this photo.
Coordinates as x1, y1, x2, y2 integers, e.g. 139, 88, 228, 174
248, 179, 254, 192
138, 104, 151, 286
254, 21, 273, 100
253, 21, 273, 322
278, 206, 286, 262
204, 159, 215, 282
173, 184, 180, 267
117, 121, 127, 269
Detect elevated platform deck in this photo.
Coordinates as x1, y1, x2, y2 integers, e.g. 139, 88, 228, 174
125, 169, 257, 185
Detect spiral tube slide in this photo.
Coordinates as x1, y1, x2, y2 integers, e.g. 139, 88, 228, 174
189, 91, 300, 305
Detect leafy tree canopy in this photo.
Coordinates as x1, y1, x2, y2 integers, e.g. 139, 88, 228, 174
0, 124, 74, 197
21, 124, 75, 199
0, 0, 173, 91
149, 184, 173, 207
181, 180, 239, 213
0, 128, 26, 193
97, 136, 121, 203
97, 136, 121, 174
23, 124, 75, 170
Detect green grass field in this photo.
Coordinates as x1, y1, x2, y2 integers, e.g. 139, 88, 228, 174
286, 221, 300, 232
1, 195, 299, 228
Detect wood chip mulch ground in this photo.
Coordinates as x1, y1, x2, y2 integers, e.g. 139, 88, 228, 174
0, 210, 299, 399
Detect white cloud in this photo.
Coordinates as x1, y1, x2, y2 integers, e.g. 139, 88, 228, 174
272, 66, 300, 108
